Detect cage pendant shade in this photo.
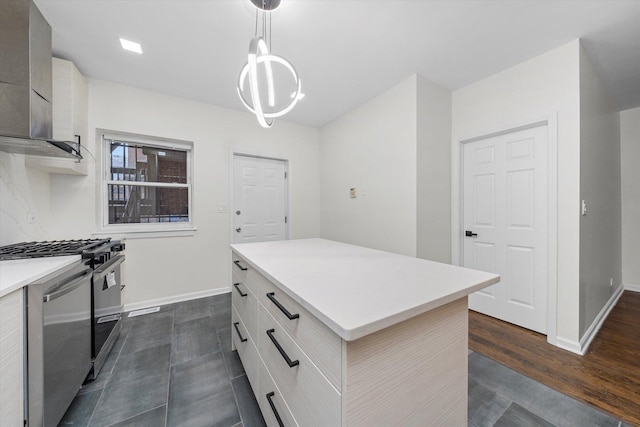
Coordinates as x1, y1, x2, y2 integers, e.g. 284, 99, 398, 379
237, 37, 302, 128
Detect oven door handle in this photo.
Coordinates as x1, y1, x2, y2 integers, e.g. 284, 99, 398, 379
43, 269, 92, 303
94, 254, 125, 281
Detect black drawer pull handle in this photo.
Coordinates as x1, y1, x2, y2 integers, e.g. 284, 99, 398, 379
266, 292, 299, 320
233, 283, 247, 297
266, 329, 299, 368
233, 322, 247, 342
266, 392, 285, 427
233, 260, 248, 271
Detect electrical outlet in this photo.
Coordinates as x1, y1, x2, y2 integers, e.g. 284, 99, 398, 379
27, 212, 36, 224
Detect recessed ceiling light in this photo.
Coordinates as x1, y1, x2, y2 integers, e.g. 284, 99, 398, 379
119, 38, 142, 54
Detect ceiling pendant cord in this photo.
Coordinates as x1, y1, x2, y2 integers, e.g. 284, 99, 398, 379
268, 8, 272, 52
266, 10, 273, 114
254, 8, 258, 37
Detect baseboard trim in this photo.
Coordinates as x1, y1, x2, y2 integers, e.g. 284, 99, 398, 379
553, 336, 583, 355
624, 283, 640, 293
124, 287, 230, 312
578, 284, 624, 354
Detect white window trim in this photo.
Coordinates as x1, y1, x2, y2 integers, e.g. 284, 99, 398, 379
97, 131, 196, 238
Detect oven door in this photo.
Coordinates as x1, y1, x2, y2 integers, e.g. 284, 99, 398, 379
28, 261, 93, 427
91, 253, 125, 378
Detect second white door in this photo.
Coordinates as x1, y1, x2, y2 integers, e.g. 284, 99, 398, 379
463, 125, 548, 334
233, 155, 288, 244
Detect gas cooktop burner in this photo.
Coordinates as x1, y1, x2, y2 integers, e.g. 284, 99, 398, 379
0, 239, 112, 260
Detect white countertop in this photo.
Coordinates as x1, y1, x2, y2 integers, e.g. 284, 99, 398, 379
231, 238, 500, 341
0, 256, 81, 298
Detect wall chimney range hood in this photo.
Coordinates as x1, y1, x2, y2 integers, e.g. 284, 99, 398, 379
0, 0, 82, 159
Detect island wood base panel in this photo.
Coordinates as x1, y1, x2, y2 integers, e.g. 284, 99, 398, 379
343, 297, 468, 426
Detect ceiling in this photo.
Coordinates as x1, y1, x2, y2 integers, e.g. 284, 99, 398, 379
35, 0, 640, 128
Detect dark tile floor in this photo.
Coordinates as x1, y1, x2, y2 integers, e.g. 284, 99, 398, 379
60, 293, 263, 427
467, 351, 628, 427
59, 293, 627, 427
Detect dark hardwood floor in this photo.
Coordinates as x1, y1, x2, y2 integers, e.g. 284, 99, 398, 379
469, 290, 640, 426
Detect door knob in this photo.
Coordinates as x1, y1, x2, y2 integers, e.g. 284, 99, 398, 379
236, 227, 242, 233
465, 230, 478, 237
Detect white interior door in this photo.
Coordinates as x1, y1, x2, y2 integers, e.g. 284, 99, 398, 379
233, 155, 288, 244
463, 125, 548, 334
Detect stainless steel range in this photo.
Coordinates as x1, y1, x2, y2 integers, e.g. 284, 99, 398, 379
1, 238, 126, 378
87, 241, 125, 380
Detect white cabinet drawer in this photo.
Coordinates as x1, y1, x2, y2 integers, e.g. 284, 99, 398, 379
255, 273, 342, 391
231, 306, 259, 395
258, 307, 341, 427
258, 359, 299, 427
232, 254, 256, 294
231, 280, 258, 342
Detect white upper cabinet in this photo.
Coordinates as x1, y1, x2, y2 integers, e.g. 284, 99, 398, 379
26, 58, 89, 175
52, 58, 88, 144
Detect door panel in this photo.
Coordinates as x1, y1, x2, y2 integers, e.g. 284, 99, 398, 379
507, 169, 534, 228
464, 125, 548, 334
472, 242, 496, 297
506, 245, 535, 307
473, 174, 495, 226
233, 155, 287, 244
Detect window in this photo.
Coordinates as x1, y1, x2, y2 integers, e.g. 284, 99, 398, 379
101, 132, 193, 233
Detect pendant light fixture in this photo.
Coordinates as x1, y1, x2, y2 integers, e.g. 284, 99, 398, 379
237, 0, 302, 128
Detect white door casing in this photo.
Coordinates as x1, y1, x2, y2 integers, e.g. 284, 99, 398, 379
463, 125, 549, 334
232, 154, 288, 244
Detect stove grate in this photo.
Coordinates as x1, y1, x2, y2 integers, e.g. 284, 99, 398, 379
0, 239, 112, 260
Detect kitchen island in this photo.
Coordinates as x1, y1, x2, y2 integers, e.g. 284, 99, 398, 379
230, 238, 499, 426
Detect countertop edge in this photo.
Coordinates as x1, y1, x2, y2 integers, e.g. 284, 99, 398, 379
0, 255, 82, 298
341, 275, 500, 340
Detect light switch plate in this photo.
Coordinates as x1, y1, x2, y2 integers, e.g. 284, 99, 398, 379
350, 187, 357, 198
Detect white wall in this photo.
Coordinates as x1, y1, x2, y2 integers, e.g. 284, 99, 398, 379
621, 107, 640, 289
319, 74, 452, 260
2, 78, 321, 307
319, 75, 418, 257
416, 75, 452, 263
578, 47, 622, 337
452, 40, 581, 345
0, 154, 51, 244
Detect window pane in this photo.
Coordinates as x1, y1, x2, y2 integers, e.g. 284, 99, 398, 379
109, 141, 187, 184
108, 184, 189, 224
